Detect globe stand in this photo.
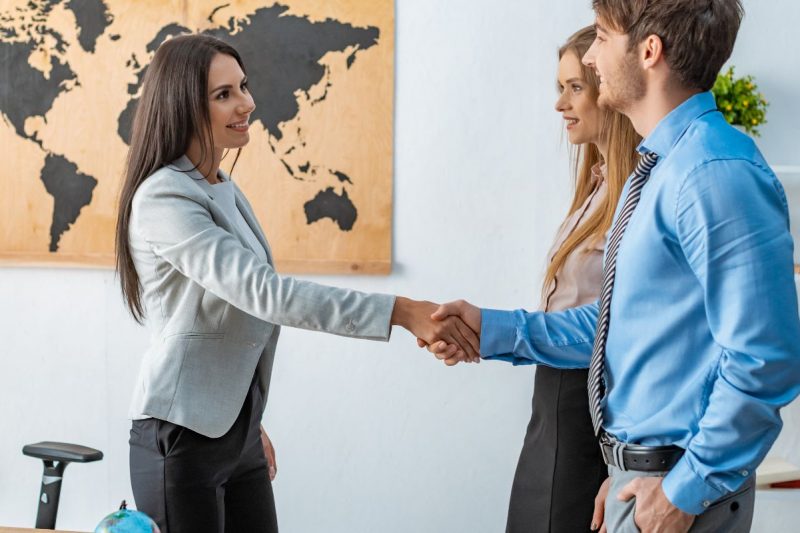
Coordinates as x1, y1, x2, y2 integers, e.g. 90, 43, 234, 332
23, 441, 103, 529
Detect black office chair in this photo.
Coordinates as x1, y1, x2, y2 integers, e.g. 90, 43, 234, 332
23, 441, 104, 530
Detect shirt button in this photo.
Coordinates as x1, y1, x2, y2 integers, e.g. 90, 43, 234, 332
741, 470, 749, 476
702, 500, 711, 508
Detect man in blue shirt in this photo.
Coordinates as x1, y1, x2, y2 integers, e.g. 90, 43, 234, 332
425, 0, 800, 531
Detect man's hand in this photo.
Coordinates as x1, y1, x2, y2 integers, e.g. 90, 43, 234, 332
418, 300, 482, 366
591, 477, 610, 532
392, 297, 481, 362
260, 424, 277, 481
617, 477, 695, 532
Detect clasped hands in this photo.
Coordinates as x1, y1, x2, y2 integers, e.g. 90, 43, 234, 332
392, 297, 482, 365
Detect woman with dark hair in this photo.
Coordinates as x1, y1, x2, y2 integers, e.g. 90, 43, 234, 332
116, 34, 478, 533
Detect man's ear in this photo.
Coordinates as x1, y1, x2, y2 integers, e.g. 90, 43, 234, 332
641, 34, 664, 70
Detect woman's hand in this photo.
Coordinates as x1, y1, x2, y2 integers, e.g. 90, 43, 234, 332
260, 424, 277, 481
591, 477, 610, 532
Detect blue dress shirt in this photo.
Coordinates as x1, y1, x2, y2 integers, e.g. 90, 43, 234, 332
480, 92, 800, 514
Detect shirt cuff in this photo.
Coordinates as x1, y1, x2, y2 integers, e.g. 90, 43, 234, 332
661, 456, 726, 515
480, 309, 518, 358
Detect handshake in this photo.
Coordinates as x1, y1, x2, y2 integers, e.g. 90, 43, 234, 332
391, 297, 483, 366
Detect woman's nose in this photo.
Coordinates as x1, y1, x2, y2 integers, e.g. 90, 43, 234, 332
238, 98, 256, 114
555, 93, 570, 112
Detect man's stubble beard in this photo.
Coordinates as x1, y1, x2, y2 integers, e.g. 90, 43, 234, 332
597, 50, 646, 114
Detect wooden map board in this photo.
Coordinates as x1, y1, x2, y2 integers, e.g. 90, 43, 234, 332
0, 0, 394, 274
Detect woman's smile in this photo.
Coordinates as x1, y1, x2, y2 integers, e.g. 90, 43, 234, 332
564, 116, 580, 130
226, 119, 250, 133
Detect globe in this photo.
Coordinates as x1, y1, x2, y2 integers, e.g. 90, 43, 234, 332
94, 501, 160, 533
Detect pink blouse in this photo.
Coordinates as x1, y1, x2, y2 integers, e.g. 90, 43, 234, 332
541, 163, 607, 312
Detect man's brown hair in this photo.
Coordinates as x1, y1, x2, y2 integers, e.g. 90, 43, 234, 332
592, 0, 744, 91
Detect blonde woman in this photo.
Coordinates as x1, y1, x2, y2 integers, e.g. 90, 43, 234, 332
419, 26, 640, 531
501, 26, 640, 533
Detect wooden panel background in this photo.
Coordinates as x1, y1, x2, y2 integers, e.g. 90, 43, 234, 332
0, 0, 394, 274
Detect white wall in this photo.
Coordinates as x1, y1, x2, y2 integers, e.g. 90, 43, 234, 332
1, 1, 799, 531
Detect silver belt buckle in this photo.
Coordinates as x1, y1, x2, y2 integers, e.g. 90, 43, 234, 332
599, 433, 614, 466
599, 433, 628, 472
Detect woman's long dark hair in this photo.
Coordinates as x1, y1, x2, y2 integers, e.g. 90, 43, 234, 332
115, 34, 246, 323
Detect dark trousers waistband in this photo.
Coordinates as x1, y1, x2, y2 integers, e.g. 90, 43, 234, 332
599, 432, 684, 472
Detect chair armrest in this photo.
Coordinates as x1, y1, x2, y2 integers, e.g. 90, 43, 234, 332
23, 441, 103, 463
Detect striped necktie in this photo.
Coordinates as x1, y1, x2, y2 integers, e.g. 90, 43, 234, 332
588, 151, 659, 436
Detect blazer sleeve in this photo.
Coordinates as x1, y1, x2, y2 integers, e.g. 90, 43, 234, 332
130, 172, 395, 341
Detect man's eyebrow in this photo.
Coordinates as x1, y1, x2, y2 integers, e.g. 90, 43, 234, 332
594, 22, 608, 34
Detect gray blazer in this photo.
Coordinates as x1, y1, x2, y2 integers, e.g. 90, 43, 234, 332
128, 156, 395, 437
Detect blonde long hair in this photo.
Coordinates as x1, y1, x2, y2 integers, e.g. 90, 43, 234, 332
541, 26, 641, 307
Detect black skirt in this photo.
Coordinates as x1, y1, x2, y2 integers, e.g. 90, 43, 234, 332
506, 366, 607, 533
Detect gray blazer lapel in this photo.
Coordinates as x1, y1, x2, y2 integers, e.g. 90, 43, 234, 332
170, 156, 272, 263
233, 185, 273, 264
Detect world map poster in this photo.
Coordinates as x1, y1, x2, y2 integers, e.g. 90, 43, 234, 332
0, 0, 394, 274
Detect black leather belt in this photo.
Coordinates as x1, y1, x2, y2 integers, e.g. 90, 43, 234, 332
599, 433, 684, 472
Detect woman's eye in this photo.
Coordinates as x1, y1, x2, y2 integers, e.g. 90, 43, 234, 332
241, 81, 249, 92
572, 84, 582, 92
216, 90, 229, 100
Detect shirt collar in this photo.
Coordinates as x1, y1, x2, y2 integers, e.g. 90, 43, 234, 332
590, 161, 607, 186
637, 91, 717, 158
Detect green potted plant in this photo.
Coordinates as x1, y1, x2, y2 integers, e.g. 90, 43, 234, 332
711, 66, 769, 136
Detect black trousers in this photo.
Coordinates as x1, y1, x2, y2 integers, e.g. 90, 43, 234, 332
129, 376, 277, 533
506, 366, 607, 533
